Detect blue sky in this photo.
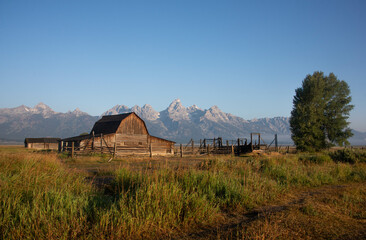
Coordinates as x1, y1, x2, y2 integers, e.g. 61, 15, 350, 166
0, 0, 365, 131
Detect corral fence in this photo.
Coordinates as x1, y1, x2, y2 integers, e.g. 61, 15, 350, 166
60, 134, 116, 159
59, 133, 161, 160
174, 133, 281, 157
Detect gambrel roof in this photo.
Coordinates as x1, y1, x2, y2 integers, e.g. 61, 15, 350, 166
61, 112, 175, 144
90, 112, 149, 135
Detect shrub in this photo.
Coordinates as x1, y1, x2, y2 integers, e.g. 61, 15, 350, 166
354, 149, 366, 163
330, 149, 358, 164
299, 153, 332, 164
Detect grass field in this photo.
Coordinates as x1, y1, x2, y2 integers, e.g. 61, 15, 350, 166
0, 146, 365, 239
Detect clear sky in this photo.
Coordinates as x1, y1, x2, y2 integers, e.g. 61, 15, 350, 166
0, 0, 365, 131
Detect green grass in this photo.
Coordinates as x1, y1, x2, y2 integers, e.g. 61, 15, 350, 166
0, 152, 92, 239
1, 148, 366, 239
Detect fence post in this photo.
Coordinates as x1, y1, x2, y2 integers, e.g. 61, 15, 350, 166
59, 141, 63, 152
231, 144, 234, 156
92, 131, 95, 150
275, 134, 278, 152
207, 144, 210, 156
180, 144, 183, 158
250, 133, 253, 151
113, 142, 117, 157
100, 133, 103, 154
191, 139, 194, 155
149, 143, 153, 158
114, 134, 117, 157
71, 142, 74, 158
237, 138, 241, 155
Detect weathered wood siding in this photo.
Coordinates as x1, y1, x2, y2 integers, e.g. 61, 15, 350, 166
26, 143, 58, 150
149, 136, 175, 155
62, 113, 174, 156
112, 114, 150, 155
75, 136, 150, 156
115, 133, 149, 155
75, 134, 116, 150
117, 114, 148, 135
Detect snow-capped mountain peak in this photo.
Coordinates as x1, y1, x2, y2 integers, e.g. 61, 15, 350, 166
102, 105, 130, 116
102, 103, 160, 121
187, 104, 201, 113
2, 100, 364, 145
165, 99, 189, 121
34, 102, 49, 109
0, 100, 297, 144
167, 99, 183, 111
140, 104, 159, 120
70, 108, 88, 117
201, 105, 230, 123
30, 102, 55, 117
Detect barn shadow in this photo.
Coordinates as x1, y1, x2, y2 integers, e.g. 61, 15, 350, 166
84, 175, 121, 224
84, 171, 146, 224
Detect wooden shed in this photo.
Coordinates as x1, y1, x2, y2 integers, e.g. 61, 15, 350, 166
24, 138, 61, 150
61, 112, 175, 156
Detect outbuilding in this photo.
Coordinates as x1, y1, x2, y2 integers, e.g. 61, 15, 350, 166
24, 138, 61, 150
61, 112, 175, 156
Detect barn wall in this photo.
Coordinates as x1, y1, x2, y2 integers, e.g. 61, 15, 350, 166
149, 136, 175, 155
61, 113, 174, 156
65, 133, 151, 156
117, 114, 148, 135
27, 142, 58, 150
115, 133, 149, 155
70, 134, 116, 150
33, 143, 43, 149
73, 134, 174, 156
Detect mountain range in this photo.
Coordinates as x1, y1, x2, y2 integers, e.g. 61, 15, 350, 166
0, 100, 365, 145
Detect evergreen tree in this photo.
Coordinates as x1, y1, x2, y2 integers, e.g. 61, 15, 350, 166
290, 72, 353, 151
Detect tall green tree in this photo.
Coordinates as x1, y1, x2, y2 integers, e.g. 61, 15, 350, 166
290, 71, 354, 151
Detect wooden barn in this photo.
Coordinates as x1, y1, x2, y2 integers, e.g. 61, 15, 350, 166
24, 138, 61, 150
61, 112, 175, 156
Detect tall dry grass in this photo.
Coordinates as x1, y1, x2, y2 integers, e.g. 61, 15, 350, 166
1, 149, 366, 239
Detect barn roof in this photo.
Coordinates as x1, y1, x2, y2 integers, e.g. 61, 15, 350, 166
90, 113, 133, 135
24, 138, 61, 144
150, 135, 176, 143
62, 112, 176, 144
61, 134, 93, 142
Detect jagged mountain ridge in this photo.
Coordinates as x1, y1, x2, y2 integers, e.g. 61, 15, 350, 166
0, 103, 98, 141
102, 99, 291, 143
1, 100, 364, 145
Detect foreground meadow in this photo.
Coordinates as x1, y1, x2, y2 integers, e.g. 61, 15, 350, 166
0, 146, 365, 239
